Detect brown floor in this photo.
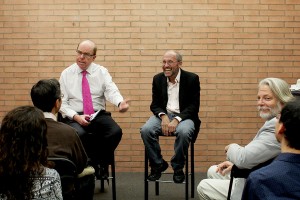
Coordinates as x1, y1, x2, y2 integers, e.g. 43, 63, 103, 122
93, 172, 206, 200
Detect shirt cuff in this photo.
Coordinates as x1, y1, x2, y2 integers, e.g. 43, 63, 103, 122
158, 112, 166, 118
174, 116, 182, 122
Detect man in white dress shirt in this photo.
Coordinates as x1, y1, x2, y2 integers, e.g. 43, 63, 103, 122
59, 39, 130, 179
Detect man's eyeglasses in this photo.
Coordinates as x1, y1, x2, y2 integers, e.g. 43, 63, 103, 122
76, 50, 95, 58
161, 60, 178, 66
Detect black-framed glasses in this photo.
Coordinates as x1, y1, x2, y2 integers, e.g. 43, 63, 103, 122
76, 50, 95, 58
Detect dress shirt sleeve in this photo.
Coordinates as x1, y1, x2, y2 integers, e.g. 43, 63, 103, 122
59, 70, 78, 119
102, 68, 124, 107
226, 118, 280, 169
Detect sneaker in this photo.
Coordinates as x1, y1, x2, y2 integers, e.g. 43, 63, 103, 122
173, 169, 185, 183
148, 160, 169, 181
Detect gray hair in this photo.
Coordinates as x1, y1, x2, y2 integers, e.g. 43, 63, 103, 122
165, 50, 182, 62
259, 78, 294, 104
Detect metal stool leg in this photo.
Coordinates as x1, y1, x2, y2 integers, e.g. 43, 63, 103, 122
191, 141, 195, 198
111, 155, 116, 200
100, 152, 116, 200
185, 146, 189, 200
144, 147, 149, 200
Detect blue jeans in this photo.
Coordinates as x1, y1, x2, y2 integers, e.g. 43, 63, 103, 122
141, 114, 195, 171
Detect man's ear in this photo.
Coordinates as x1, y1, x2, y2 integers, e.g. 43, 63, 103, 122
54, 99, 62, 112
278, 123, 286, 136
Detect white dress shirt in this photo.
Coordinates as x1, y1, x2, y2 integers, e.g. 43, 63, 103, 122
166, 70, 180, 114
158, 69, 182, 122
59, 62, 124, 119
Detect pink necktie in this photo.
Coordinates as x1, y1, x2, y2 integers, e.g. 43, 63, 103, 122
82, 71, 94, 115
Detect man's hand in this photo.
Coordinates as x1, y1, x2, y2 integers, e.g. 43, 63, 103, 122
161, 115, 171, 135
73, 114, 90, 126
216, 161, 233, 176
167, 119, 179, 134
160, 115, 179, 136
118, 99, 130, 112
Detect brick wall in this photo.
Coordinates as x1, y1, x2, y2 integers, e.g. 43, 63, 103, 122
1, 0, 300, 172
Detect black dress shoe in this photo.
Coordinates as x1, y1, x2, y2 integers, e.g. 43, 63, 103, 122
148, 160, 169, 181
173, 169, 185, 183
100, 164, 109, 180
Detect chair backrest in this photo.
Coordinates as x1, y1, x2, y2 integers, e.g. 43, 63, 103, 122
48, 157, 77, 200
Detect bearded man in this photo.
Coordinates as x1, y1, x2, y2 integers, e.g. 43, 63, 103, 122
197, 77, 294, 200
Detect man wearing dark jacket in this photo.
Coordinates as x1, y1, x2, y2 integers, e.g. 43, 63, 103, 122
141, 50, 201, 183
31, 78, 94, 200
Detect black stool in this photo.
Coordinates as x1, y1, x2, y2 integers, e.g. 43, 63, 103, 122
98, 153, 116, 200
144, 135, 195, 200
86, 133, 117, 200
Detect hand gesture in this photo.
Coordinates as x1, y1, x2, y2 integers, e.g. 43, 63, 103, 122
119, 99, 130, 112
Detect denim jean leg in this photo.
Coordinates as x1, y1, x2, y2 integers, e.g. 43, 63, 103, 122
140, 115, 163, 166
171, 119, 194, 171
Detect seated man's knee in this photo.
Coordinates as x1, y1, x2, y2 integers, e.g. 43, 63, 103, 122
207, 165, 218, 178
112, 126, 122, 137
140, 125, 153, 139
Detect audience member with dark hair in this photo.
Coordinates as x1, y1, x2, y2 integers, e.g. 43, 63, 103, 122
31, 78, 95, 200
242, 99, 300, 200
0, 106, 63, 199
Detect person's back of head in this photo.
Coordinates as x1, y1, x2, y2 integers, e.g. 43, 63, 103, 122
31, 79, 62, 112
278, 99, 300, 150
259, 78, 294, 105
0, 106, 48, 200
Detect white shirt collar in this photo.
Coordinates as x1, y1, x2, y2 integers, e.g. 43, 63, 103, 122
44, 112, 57, 121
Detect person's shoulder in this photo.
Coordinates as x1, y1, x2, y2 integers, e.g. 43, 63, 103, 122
249, 163, 275, 181
43, 168, 61, 181
61, 63, 78, 74
56, 121, 78, 133
44, 167, 60, 176
181, 69, 198, 78
47, 120, 78, 135
153, 72, 165, 79
264, 117, 277, 128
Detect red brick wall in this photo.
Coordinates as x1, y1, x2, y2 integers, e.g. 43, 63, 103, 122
1, 1, 300, 172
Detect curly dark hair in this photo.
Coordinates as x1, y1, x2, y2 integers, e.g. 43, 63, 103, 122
0, 106, 48, 200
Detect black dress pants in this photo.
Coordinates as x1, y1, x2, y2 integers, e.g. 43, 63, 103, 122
62, 110, 122, 165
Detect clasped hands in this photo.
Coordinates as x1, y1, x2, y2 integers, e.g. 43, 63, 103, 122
161, 115, 179, 136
